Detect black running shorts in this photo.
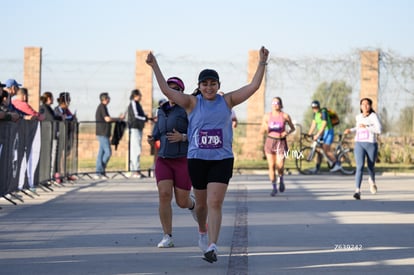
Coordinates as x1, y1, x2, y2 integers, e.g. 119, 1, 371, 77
188, 158, 234, 190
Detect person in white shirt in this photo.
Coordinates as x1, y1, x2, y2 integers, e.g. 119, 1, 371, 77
344, 98, 382, 200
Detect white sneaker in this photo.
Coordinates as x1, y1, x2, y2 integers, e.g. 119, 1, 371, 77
94, 174, 108, 180
189, 193, 197, 222
369, 177, 377, 194
198, 232, 208, 252
157, 234, 174, 248
203, 243, 218, 263
132, 173, 143, 179
330, 163, 342, 172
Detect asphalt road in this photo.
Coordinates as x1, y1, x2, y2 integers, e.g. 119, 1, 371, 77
1, 173, 413, 275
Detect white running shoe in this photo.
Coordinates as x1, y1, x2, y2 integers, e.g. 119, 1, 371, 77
132, 173, 143, 179
369, 177, 378, 194
370, 184, 378, 194
93, 174, 108, 180
203, 243, 218, 263
198, 232, 208, 252
157, 234, 174, 248
330, 163, 342, 172
189, 193, 198, 222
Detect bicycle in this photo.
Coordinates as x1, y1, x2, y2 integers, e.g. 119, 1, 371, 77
295, 133, 355, 175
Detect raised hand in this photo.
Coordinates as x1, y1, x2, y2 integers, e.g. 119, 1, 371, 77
146, 52, 156, 67
260, 46, 269, 63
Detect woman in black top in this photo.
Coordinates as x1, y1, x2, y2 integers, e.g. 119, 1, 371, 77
40, 92, 63, 183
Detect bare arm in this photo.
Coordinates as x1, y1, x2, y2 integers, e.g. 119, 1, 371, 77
283, 113, 295, 137
368, 113, 382, 135
314, 121, 327, 140
146, 52, 196, 113
224, 46, 269, 108
308, 120, 316, 136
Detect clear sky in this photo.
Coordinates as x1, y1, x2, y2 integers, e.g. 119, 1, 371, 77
2, 0, 414, 61
2, 0, 413, 123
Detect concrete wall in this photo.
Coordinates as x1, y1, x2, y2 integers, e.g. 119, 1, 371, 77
245, 50, 266, 159
135, 50, 153, 157
360, 51, 379, 110
24, 47, 42, 111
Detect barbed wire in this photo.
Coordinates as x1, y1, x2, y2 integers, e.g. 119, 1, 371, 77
1, 50, 412, 129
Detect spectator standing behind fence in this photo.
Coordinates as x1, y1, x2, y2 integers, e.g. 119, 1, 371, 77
54, 92, 76, 121
40, 92, 62, 183
0, 81, 8, 109
344, 98, 382, 200
260, 97, 295, 196
2, 79, 24, 121
0, 81, 19, 122
40, 92, 59, 120
147, 76, 197, 248
54, 92, 77, 182
146, 46, 269, 264
3, 79, 21, 108
127, 89, 149, 178
95, 92, 125, 179
12, 88, 45, 121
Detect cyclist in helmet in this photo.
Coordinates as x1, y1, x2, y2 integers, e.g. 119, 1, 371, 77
307, 100, 342, 173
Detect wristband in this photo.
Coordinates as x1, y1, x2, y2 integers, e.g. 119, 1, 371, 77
259, 61, 268, 66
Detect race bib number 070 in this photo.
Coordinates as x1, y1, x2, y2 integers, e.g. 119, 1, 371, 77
197, 129, 223, 149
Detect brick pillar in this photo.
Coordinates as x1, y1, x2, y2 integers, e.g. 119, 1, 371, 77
24, 47, 42, 111
135, 50, 153, 157
245, 50, 266, 159
360, 51, 379, 111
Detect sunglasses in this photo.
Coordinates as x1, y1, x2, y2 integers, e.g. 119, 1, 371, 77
272, 102, 281, 105
171, 86, 182, 92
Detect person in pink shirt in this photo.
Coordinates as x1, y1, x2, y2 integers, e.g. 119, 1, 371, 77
260, 96, 295, 196
12, 87, 45, 121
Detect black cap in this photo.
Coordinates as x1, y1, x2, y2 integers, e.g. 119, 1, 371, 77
311, 100, 320, 108
198, 69, 220, 83
0, 81, 5, 88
